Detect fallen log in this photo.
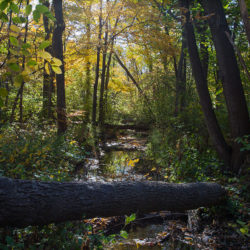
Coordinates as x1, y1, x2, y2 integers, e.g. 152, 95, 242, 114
0, 177, 226, 228
103, 123, 150, 131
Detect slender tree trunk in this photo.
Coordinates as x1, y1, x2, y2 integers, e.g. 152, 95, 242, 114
114, 53, 151, 105
92, 0, 103, 125
98, 16, 108, 126
42, 0, 53, 120
84, 18, 92, 123
52, 0, 67, 134
238, 0, 250, 45
174, 30, 187, 115
0, 177, 226, 228
104, 17, 119, 114
179, 0, 231, 167
201, 0, 250, 172
19, 0, 30, 124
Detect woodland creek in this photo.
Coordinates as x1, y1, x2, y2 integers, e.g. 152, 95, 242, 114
73, 128, 225, 250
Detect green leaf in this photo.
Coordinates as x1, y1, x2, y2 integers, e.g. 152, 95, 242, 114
12, 16, 23, 24
19, 16, 26, 23
9, 36, 19, 47
125, 213, 136, 226
14, 74, 23, 86
10, 2, 19, 14
240, 227, 248, 235
8, 62, 20, 72
33, 9, 41, 22
39, 40, 51, 50
36, 4, 49, 14
22, 43, 31, 49
0, 0, 9, 11
0, 88, 8, 98
0, 12, 8, 22
52, 66, 62, 74
9, 48, 20, 56
120, 230, 128, 239
25, 4, 32, 16
27, 60, 37, 66
44, 11, 56, 21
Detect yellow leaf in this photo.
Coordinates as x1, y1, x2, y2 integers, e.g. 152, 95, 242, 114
151, 167, 156, 171
45, 62, 50, 75
21, 70, 30, 82
134, 158, 139, 163
52, 66, 62, 74
9, 32, 19, 37
38, 51, 52, 60
52, 58, 62, 66
10, 25, 21, 33
128, 159, 135, 167
164, 175, 168, 178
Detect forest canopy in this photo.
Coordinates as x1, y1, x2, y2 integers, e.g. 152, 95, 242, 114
0, 0, 249, 248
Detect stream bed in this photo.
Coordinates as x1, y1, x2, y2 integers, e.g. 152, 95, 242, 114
74, 129, 242, 249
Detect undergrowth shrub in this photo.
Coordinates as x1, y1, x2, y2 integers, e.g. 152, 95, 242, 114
0, 124, 86, 181
146, 125, 222, 182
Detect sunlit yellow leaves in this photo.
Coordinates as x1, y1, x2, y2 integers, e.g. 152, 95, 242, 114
45, 62, 50, 75
21, 70, 31, 82
128, 158, 139, 167
52, 66, 62, 74
10, 25, 21, 33
52, 58, 62, 67
38, 51, 52, 60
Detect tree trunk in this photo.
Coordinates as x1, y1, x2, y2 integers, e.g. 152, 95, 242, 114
84, 18, 92, 123
92, 0, 103, 125
19, 0, 30, 124
42, 0, 54, 120
52, 0, 67, 134
98, 16, 108, 126
238, 0, 250, 45
114, 52, 153, 117
180, 0, 231, 167
174, 30, 187, 115
0, 177, 225, 228
201, 0, 249, 172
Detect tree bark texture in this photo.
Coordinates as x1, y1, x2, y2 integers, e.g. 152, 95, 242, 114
0, 177, 225, 228
52, 0, 67, 134
201, 0, 249, 171
238, 0, 250, 45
